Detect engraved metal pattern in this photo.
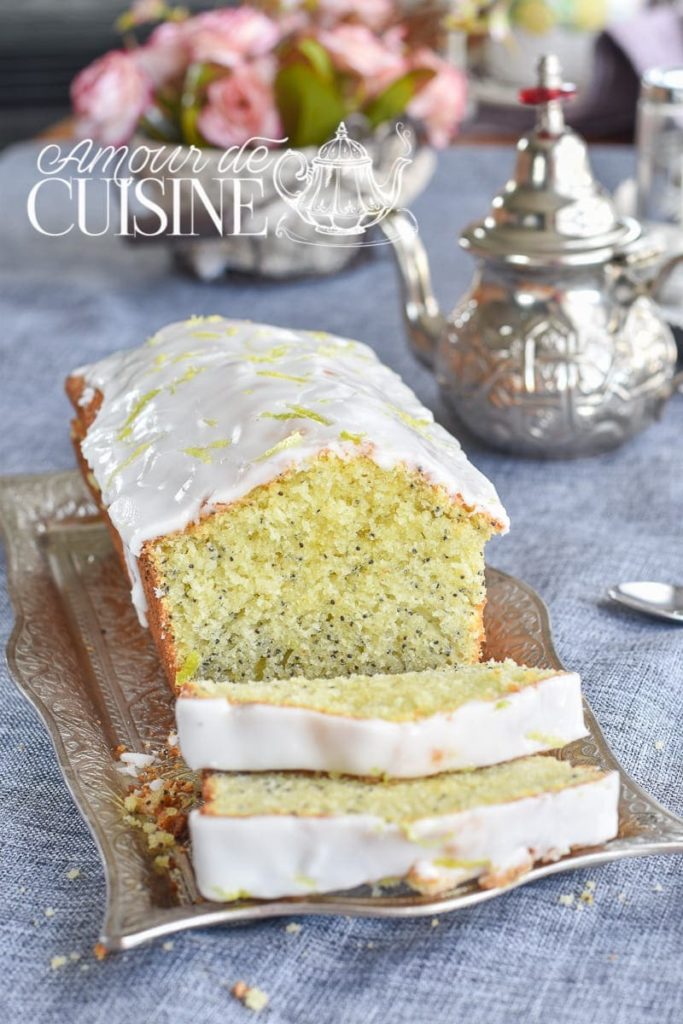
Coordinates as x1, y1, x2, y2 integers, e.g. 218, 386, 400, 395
2, 471, 682, 951
437, 277, 677, 456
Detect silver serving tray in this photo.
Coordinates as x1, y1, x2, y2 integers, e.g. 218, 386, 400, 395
2, 471, 682, 951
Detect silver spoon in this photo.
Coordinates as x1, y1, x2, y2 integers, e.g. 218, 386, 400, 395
607, 581, 683, 623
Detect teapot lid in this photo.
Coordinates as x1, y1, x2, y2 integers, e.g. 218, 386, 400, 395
461, 54, 641, 266
316, 122, 371, 165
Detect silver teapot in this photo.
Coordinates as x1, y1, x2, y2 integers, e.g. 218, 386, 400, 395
385, 55, 683, 457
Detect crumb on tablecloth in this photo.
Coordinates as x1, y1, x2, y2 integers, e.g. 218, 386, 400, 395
558, 880, 596, 909
232, 981, 269, 1012
49, 952, 81, 971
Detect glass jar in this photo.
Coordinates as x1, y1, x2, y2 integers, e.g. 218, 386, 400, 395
636, 67, 683, 226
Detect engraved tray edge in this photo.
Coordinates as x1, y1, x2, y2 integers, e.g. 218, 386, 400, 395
2, 470, 683, 951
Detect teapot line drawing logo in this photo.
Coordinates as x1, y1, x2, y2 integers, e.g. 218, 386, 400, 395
273, 121, 417, 247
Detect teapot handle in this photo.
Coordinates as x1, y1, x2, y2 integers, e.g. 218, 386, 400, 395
615, 236, 683, 300
647, 251, 683, 301
273, 149, 310, 207
379, 211, 446, 367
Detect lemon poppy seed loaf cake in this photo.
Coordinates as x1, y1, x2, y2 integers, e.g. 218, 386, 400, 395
190, 757, 619, 901
177, 660, 587, 776
66, 317, 508, 688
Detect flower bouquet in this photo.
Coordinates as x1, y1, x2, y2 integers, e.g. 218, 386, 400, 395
71, 1, 467, 278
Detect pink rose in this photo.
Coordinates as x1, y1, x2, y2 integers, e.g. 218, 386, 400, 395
137, 7, 282, 87
71, 50, 152, 145
407, 52, 467, 148
319, 24, 405, 80
316, 0, 393, 30
136, 20, 190, 87
187, 8, 281, 68
197, 62, 282, 148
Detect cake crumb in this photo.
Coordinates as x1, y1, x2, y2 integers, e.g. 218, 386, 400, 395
44, 907, 56, 918
285, 923, 301, 934
118, 750, 198, 883
367, 941, 375, 949
66, 868, 81, 881
69, 952, 81, 962
93, 943, 107, 961
431, 918, 440, 927
559, 880, 596, 909
116, 751, 156, 778
653, 882, 664, 892
162, 941, 174, 951
50, 956, 67, 970
654, 740, 665, 752
232, 981, 269, 1012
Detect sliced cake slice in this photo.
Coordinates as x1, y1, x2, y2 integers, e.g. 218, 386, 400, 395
176, 660, 587, 777
190, 756, 619, 901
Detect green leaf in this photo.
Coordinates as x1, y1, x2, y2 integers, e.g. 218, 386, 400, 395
296, 38, 335, 82
363, 68, 436, 129
275, 62, 347, 148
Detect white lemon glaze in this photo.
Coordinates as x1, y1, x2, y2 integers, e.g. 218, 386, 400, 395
176, 671, 586, 776
189, 772, 619, 901
73, 317, 509, 622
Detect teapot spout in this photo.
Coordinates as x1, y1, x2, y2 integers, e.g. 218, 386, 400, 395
379, 155, 412, 210
380, 211, 445, 366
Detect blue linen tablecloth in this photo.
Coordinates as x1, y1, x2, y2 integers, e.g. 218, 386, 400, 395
0, 140, 681, 1024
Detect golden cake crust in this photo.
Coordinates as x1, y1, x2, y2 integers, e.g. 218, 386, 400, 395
68, 375, 180, 688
